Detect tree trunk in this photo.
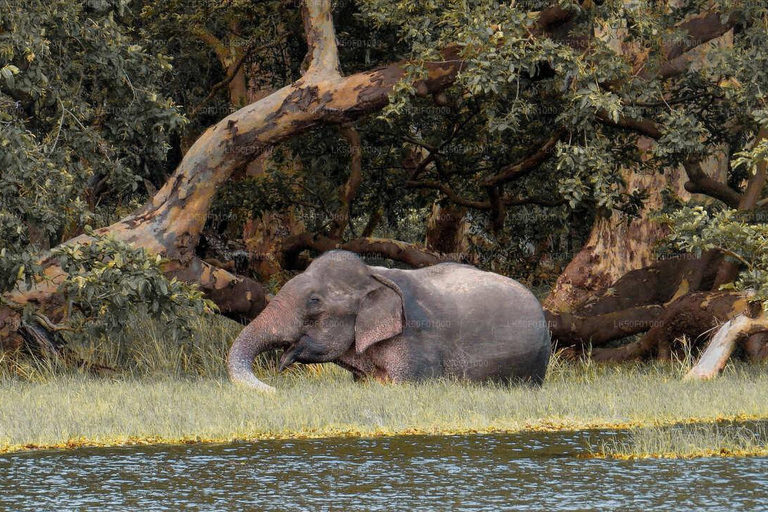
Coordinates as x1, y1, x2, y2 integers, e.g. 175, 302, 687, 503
243, 207, 306, 282
544, 153, 697, 312
425, 203, 470, 258
545, 15, 733, 313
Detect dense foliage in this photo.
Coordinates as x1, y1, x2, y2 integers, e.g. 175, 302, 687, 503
2, 0, 768, 340
0, 1, 208, 338
662, 206, 768, 306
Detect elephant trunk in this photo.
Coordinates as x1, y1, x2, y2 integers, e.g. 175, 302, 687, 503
227, 298, 300, 392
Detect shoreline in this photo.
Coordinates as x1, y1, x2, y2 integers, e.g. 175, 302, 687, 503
3, 413, 767, 458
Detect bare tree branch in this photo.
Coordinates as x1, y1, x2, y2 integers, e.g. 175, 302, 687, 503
361, 207, 383, 237
190, 36, 287, 117
406, 179, 566, 210
192, 25, 229, 65
596, 111, 663, 140
281, 233, 455, 268
406, 179, 492, 210
639, 10, 740, 80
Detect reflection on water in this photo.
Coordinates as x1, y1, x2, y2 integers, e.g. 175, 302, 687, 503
2, 430, 767, 511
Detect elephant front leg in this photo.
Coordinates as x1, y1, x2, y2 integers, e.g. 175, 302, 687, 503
338, 340, 420, 384
336, 348, 377, 382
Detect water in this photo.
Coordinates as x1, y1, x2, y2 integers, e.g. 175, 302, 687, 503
2, 430, 767, 511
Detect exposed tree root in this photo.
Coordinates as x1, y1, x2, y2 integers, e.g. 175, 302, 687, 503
546, 253, 723, 346
546, 248, 768, 370
589, 292, 751, 362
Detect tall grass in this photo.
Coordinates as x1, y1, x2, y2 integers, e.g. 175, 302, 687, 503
597, 422, 768, 458
1, 314, 244, 380
1, 315, 767, 454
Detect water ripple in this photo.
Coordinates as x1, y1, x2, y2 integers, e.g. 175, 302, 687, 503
1, 431, 767, 511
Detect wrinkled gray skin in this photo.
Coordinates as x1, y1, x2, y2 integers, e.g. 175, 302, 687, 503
227, 250, 550, 392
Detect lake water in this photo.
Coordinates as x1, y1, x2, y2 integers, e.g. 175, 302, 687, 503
2, 429, 767, 511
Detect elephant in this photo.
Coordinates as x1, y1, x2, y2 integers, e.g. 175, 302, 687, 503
227, 250, 550, 391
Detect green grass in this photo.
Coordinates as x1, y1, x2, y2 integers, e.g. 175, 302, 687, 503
596, 422, 768, 458
1, 315, 768, 454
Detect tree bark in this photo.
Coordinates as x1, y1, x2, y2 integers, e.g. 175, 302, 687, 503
742, 332, 768, 363
544, 153, 698, 312
589, 291, 750, 362
546, 252, 723, 347
328, 124, 364, 240
425, 203, 470, 258
243, 207, 306, 282
711, 127, 768, 288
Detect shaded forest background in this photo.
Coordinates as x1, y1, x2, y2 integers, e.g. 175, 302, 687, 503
2, 0, 768, 371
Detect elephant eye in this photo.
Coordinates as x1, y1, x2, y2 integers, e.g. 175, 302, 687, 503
307, 296, 321, 307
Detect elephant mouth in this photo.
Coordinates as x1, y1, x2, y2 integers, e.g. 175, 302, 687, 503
278, 335, 331, 372
278, 343, 300, 372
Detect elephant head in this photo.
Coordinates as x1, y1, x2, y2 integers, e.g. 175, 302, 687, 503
227, 251, 405, 391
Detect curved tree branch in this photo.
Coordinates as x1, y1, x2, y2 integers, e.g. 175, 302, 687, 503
683, 157, 741, 208
638, 10, 741, 81
596, 111, 663, 140
0, 1, 465, 338
406, 180, 492, 210
482, 129, 563, 187
281, 233, 455, 269
190, 36, 288, 117
407, 179, 567, 210
192, 25, 229, 66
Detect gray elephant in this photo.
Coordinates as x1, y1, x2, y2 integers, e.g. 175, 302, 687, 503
227, 250, 550, 391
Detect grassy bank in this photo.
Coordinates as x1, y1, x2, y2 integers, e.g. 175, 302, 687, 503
2, 358, 768, 454
1, 315, 767, 455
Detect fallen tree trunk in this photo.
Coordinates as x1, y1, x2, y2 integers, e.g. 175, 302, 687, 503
685, 313, 768, 380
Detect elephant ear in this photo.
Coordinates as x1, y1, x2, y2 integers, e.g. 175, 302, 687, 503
355, 273, 405, 354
